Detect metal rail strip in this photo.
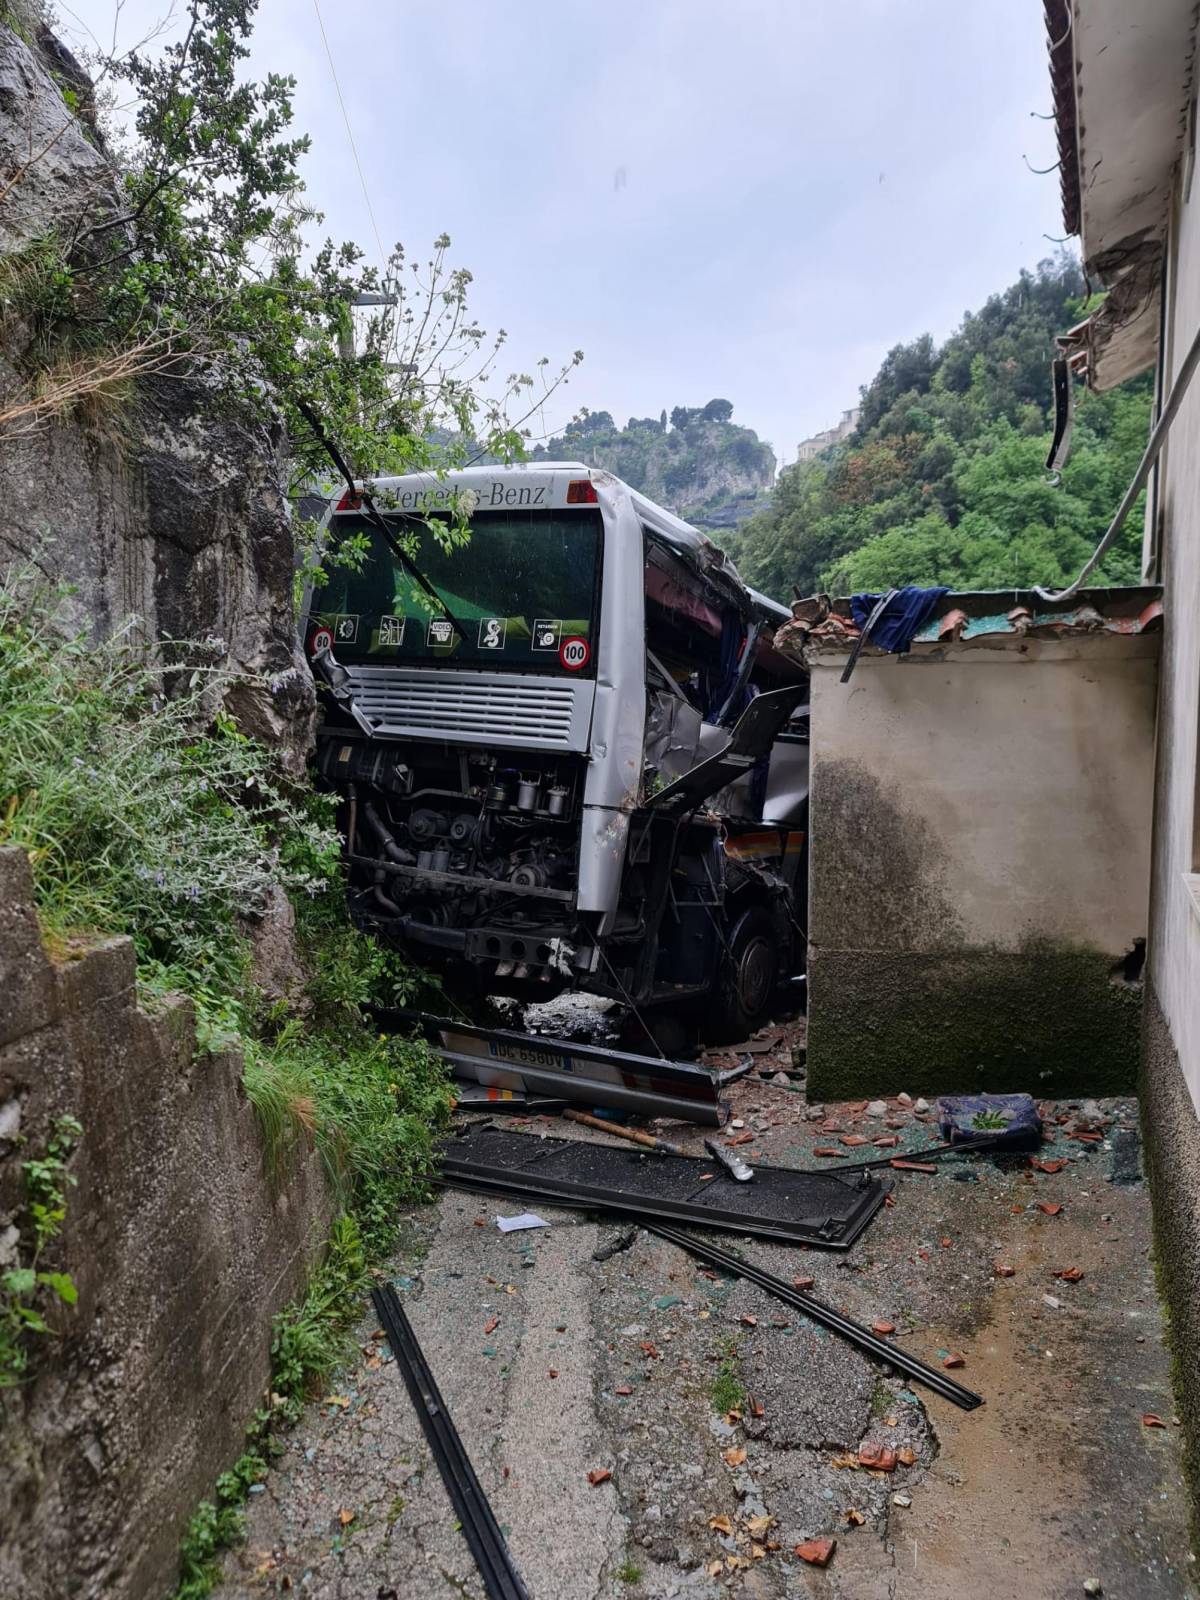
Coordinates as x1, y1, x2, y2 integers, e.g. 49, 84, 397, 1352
371, 1284, 532, 1600
378, 1007, 733, 1126
439, 1149, 887, 1250
644, 1224, 984, 1412
434, 1166, 981, 1411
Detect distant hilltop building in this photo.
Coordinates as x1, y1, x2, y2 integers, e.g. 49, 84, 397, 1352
796, 406, 860, 463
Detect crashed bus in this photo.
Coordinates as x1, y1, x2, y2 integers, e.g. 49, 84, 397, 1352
301, 464, 808, 1039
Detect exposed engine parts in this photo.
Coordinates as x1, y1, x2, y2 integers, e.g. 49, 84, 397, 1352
323, 740, 588, 989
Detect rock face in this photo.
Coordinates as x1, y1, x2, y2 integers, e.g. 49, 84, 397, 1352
532, 409, 776, 532
0, 16, 314, 771
0, 17, 112, 254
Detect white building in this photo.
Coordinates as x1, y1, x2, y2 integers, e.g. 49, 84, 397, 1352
1046, 0, 1200, 1503
795, 406, 860, 463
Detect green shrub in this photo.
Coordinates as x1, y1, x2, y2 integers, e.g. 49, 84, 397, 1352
0, 571, 335, 994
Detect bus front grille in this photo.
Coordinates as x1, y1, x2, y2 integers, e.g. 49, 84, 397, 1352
345, 666, 595, 752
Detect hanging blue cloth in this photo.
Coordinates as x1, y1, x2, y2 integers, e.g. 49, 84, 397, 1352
849, 586, 950, 654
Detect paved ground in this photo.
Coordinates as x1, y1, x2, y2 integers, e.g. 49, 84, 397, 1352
215, 1028, 1196, 1600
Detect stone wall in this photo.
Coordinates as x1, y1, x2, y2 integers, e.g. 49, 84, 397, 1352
0, 848, 336, 1600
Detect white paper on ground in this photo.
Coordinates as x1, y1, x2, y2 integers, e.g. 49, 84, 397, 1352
496, 1212, 550, 1233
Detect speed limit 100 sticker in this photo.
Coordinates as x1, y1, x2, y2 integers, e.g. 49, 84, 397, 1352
559, 635, 590, 671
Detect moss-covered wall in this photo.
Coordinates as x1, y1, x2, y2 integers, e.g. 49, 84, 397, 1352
806, 940, 1142, 1100
804, 637, 1156, 1099
1139, 985, 1200, 1546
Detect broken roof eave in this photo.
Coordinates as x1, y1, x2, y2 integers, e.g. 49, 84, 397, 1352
1045, 0, 1198, 390
774, 587, 1163, 669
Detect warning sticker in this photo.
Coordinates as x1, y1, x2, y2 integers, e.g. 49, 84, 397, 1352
532, 618, 562, 651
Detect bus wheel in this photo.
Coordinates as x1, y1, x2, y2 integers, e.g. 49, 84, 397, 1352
711, 906, 778, 1041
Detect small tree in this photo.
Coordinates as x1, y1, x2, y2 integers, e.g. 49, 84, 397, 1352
0, 0, 581, 487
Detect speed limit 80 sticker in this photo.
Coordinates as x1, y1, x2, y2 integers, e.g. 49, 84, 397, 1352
559, 635, 590, 671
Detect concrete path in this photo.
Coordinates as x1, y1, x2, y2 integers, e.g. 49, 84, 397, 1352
215, 1074, 1197, 1600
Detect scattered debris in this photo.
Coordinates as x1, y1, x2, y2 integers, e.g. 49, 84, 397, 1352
858, 1443, 898, 1471
1083, 1582, 1103, 1597
562, 1108, 682, 1153
795, 1537, 836, 1566
586, 1468, 612, 1486
994, 1263, 1017, 1277
866, 1099, 888, 1117
893, 1492, 913, 1508
1055, 1266, 1084, 1282
496, 1213, 549, 1233
937, 1092, 1043, 1148
592, 1226, 639, 1262
1037, 1202, 1063, 1217
1142, 1414, 1168, 1429
704, 1137, 755, 1183
646, 1223, 983, 1409
871, 1319, 896, 1335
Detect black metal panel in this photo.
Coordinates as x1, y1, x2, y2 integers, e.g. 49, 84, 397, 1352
441, 1124, 889, 1250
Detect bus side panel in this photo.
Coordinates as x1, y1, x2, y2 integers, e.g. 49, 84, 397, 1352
577, 482, 646, 926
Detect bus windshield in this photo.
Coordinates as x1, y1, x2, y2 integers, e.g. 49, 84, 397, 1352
309, 508, 602, 673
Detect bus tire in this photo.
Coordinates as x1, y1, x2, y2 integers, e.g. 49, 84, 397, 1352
710, 905, 778, 1042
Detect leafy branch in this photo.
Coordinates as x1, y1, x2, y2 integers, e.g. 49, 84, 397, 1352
1, 1115, 83, 1388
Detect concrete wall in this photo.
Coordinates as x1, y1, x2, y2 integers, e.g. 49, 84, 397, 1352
1139, 121, 1200, 1543
0, 849, 336, 1600
806, 631, 1158, 1098
1146, 163, 1200, 1115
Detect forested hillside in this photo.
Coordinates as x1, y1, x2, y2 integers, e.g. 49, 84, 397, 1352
719, 255, 1153, 599
530, 400, 775, 529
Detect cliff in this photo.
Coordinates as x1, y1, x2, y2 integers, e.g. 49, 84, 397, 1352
531, 400, 776, 530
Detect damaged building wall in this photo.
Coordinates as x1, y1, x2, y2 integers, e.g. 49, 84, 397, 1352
804, 630, 1158, 1099
0, 848, 337, 1600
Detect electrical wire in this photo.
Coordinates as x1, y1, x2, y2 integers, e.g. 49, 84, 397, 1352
1036, 318, 1200, 601
311, 0, 388, 270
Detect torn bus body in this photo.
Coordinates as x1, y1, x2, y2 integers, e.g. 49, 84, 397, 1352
300, 464, 808, 1037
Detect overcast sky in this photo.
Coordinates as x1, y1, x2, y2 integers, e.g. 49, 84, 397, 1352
56, 0, 1066, 466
